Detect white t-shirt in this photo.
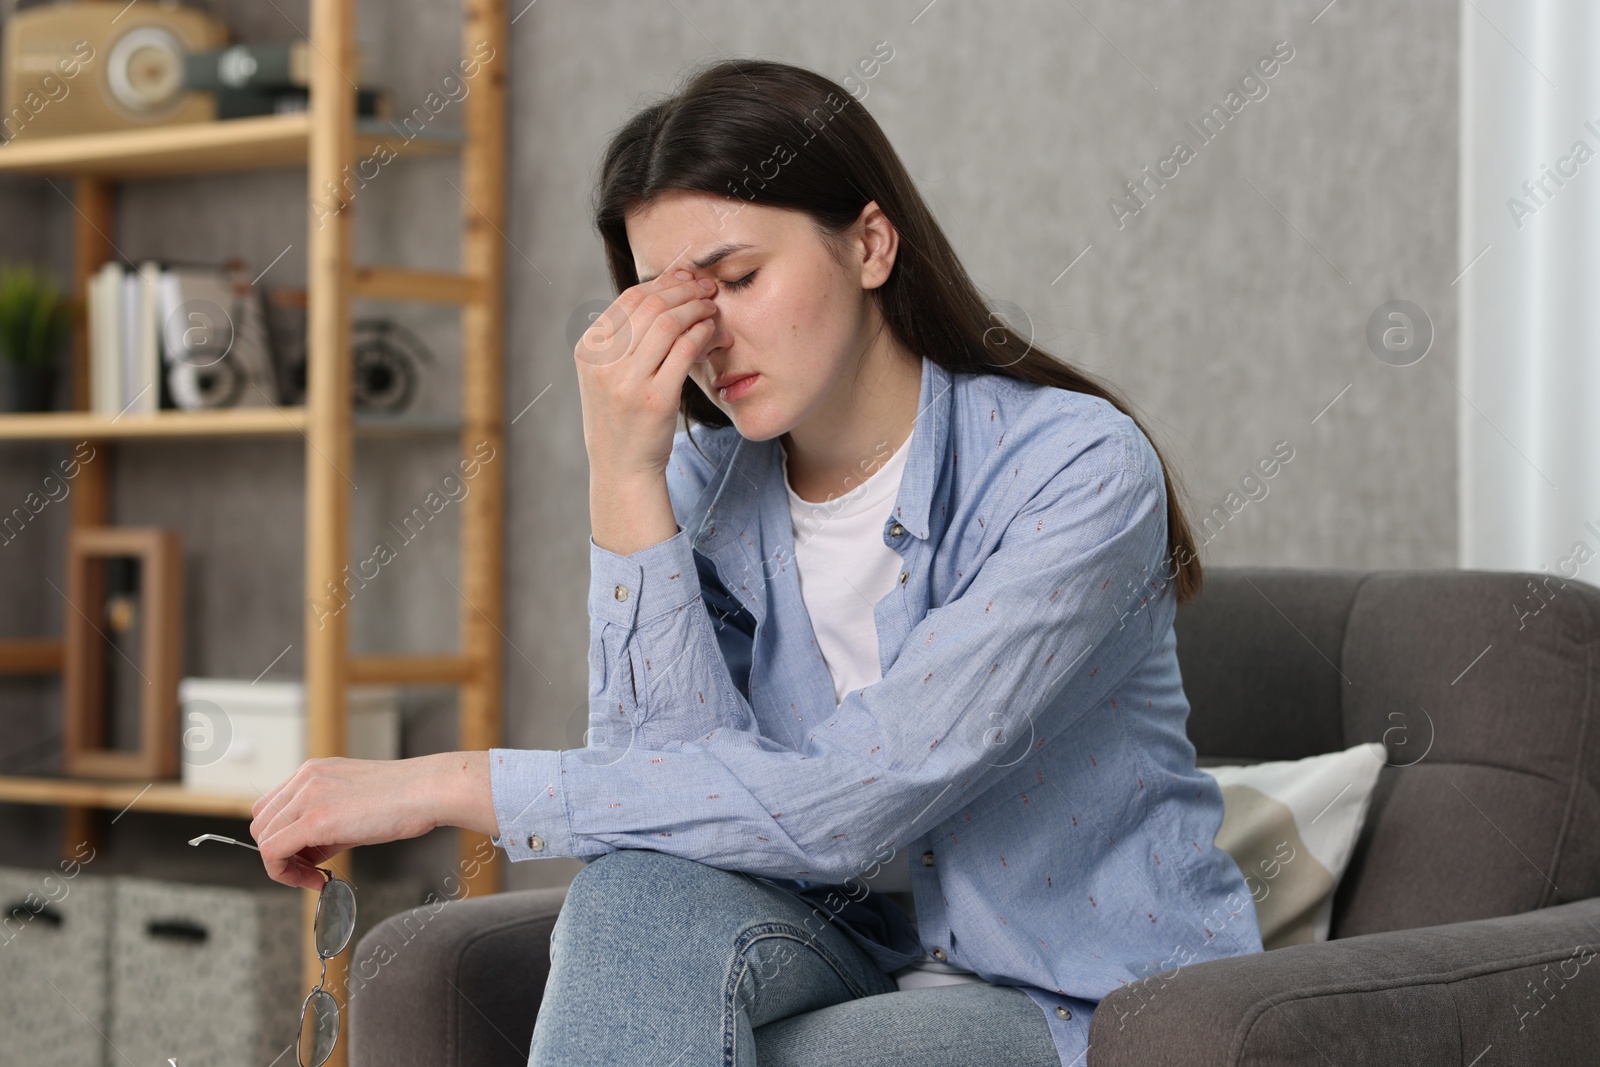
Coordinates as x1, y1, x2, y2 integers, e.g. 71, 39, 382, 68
780, 434, 989, 991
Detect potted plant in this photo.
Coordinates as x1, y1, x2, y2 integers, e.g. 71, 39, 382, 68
0, 263, 75, 412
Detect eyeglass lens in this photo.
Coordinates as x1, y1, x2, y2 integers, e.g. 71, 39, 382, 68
298, 988, 340, 1067
299, 875, 357, 1066
315, 877, 357, 959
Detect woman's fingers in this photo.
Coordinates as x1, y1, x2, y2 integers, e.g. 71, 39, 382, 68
249, 756, 332, 845
254, 794, 307, 862
249, 775, 299, 845
251, 762, 339, 865
256, 804, 350, 889
266, 854, 325, 891
619, 271, 716, 384
579, 273, 706, 376
574, 267, 719, 478
654, 313, 717, 397
246, 757, 446, 890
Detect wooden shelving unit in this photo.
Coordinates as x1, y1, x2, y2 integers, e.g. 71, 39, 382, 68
0, 3, 508, 1057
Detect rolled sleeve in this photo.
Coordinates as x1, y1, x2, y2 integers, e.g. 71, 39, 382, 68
488, 747, 578, 862
588, 526, 704, 630
586, 521, 758, 749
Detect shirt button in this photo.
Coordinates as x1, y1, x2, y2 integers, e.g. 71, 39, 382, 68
889, 522, 906, 538
1056, 1006, 1072, 1020
899, 571, 909, 585
613, 584, 628, 602
526, 834, 545, 851
932, 948, 947, 961
920, 850, 935, 866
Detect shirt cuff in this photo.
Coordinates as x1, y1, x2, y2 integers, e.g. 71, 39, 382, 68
488, 747, 573, 861
588, 525, 703, 629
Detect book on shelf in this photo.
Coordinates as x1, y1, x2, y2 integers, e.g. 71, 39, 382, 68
87, 260, 136, 416
123, 262, 162, 416
86, 261, 280, 417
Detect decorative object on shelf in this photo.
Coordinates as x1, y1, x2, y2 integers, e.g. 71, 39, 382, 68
352, 318, 433, 413
262, 285, 307, 405
63, 526, 183, 780
183, 40, 374, 92
0, 261, 74, 412
266, 295, 435, 414
183, 39, 387, 122
156, 258, 277, 410
0, 0, 228, 141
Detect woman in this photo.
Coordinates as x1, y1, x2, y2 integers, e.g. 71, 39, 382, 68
250, 58, 1264, 1067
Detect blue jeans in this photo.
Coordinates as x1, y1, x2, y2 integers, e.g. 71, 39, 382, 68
528, 848, 1064, 1067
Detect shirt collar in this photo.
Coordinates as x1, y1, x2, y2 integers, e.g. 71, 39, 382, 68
892, 353, 952, 541
687, 353, 954, 554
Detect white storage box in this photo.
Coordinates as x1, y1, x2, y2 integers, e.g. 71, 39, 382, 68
0, 864, 112, 1067
179, 678, 401, 794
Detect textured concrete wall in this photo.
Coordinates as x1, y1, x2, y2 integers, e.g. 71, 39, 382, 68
0, 0, 1459, 895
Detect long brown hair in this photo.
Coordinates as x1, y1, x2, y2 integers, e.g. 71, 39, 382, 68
590, 58, 1203, 603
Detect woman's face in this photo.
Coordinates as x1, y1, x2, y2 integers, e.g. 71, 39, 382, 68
624, 189, 885, 442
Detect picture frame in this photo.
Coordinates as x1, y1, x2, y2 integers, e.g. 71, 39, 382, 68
62, 526, 184, 780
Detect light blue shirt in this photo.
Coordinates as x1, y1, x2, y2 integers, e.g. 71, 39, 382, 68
490, 354, 1265, 1066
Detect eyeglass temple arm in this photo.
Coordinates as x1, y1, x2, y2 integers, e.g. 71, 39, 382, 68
187, 833, 260, 852
189, 833, 336, 885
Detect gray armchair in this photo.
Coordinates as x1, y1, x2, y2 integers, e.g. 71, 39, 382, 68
349, 567, 1600, 1066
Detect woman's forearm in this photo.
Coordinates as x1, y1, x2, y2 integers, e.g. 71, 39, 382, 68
590, 467, 679, 556
427, 750, 500, 838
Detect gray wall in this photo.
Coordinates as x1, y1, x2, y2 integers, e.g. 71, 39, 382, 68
0, 0, 1459, 895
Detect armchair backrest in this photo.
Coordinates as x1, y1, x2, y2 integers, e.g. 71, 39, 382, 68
1173, 567, 1600, 938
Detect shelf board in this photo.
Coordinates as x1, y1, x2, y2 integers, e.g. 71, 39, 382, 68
0, 114, 463, 179
0, 776, 257, 818
0, 408, 466, 441
351, 412, 469, 437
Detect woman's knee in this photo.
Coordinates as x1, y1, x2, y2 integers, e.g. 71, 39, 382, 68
553, 849, 768, 955
564, 848, 743, 913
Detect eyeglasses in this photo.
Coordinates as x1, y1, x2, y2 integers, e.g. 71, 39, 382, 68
188, 833, 357, 1067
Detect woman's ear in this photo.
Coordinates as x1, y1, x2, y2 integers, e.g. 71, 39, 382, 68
855, 200, 899, 290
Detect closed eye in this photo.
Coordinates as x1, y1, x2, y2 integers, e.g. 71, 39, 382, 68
721, 269, 758, 291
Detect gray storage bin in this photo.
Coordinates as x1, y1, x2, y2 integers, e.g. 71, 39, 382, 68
0, 863, 112, 1067
109, 874, 302, 1067
107, 872, 427, 1067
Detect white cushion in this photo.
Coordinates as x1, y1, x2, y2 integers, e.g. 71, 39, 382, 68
1201, 742, 1387, 949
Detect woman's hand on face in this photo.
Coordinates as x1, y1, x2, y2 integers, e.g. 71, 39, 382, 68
575, 269, 718, 480
248, 756, 443, 891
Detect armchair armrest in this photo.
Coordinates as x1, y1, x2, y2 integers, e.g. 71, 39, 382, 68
348, 886, 569, 1067
1088, 896, 1600, 1066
